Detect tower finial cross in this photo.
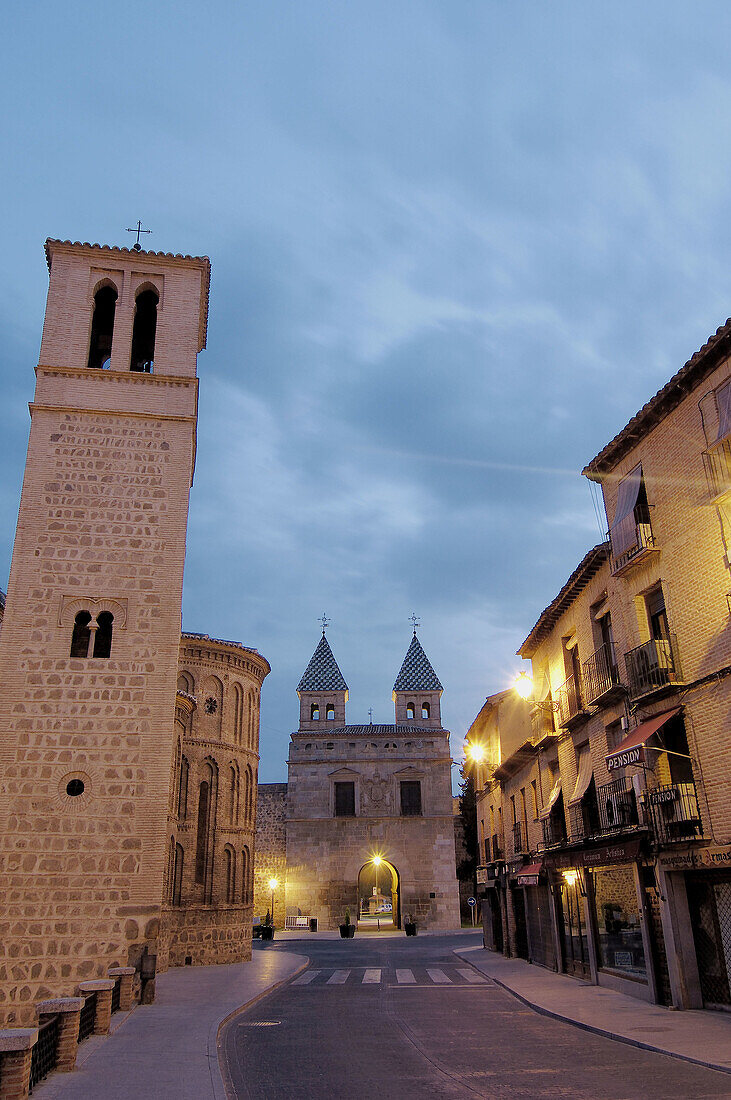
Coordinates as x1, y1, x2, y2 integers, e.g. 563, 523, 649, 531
126, 220, 152, 252
409, 612, 420, 635
318, 613, 330, 635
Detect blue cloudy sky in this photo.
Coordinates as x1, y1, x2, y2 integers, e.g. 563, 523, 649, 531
3, 2, 731, 782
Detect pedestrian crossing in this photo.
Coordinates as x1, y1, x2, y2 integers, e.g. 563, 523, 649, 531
291, 966, 492, 989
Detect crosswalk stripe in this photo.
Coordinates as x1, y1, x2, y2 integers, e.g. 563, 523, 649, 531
326, 969, 350, 984
362, 969, 381, 984
456, 968, 488, 984
426, 968, 451, 984
292, 970, 321, 985
395, 969, 416, 984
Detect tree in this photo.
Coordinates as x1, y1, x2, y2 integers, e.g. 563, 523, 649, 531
456, 769, 478, 885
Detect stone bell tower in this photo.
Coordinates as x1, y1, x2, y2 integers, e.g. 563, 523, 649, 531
0, 238, 210, 1024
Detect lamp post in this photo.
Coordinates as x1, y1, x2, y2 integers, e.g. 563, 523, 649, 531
268, 877, 278, 927
372, 856, 382, 929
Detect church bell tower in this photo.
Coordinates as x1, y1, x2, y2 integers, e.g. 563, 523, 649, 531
0, 238, 209, 1023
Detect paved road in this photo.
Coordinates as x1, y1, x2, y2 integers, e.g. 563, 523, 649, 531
220, 934, 731, 1099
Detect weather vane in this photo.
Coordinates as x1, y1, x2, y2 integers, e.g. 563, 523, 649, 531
368, 707, 373, 725
409, 612, 420, 635
318, 613, 330, 635
126, 220, 152, 252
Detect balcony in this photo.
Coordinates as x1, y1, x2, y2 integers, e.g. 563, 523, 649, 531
541, 814, 567, 850
582, 644, 623, 707
642, 782, 703, 845
491, 833, 504, 862
596, 777, 641, 834
556, 673, 587, 729
624, 635, 682, 699
702, 438, 731, 500
512, 820, 528, 856
568, 798, 601, 844
609, 521, 658, 576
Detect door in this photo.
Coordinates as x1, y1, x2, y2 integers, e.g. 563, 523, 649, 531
511, 886, 529, 959
557, 878, 591, 980
686, 874, 731, 1007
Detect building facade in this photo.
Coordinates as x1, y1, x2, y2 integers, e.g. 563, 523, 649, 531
472, 318, 731, 1011
0, 240, 268, 1027
256, 630, 460, 932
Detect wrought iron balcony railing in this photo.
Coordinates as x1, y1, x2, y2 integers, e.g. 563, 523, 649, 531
568, 799, 602, 843
624, 635, 681, 699
596, 776, 640, 834
642, 782, 703, 846
556, 673, 583, 726
491, 833, 504, 861
609, 521, 657, 575
512, 820, 527, 855
541, 814, 567, 850
702, 438, 731, 500
582, 643, 622, 706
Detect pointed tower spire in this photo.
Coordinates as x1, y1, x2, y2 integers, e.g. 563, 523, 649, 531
393, 629, 443, 727
297, 630, 348, 730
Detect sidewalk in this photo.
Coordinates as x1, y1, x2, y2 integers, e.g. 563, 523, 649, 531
33, 949, 308, 1100
455, 944, 731, 1074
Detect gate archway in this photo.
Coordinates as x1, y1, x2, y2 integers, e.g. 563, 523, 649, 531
358, 857, 400, 929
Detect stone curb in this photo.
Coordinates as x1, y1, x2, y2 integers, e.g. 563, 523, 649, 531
213, 954, 310, 1100
453, 948, 731, 1077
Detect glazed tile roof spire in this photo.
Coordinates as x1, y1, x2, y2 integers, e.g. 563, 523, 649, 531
393, 631, 443, 692
297, 632, 349, 692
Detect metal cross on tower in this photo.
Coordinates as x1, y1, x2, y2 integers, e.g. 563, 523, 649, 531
368, 708, 373, 725
318, 613, 330, 634
126, 220, 152, 252
409, 612, 420, 634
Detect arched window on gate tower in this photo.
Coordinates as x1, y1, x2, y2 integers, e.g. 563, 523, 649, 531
87, 285, 117, 369
130, 288, 159, 372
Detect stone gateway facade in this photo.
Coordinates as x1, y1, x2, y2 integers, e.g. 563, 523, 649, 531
0, 240, 268, 1026
255, 631, 460, 932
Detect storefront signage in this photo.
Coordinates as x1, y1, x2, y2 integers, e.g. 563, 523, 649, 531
647, 787, 678, 805
516, 873, 540, 886
657, 844, 731, 872
606, 744, 645, 772
476, 867, 488, 885
543, 837, 642, 871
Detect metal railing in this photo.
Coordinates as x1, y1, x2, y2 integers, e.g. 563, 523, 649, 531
29, 1014, 60, 1093
530, 705, 555, 742
609, 521, 656, 574
512, 820, 526, 855
582, 643, 621, 705
568, 799, 601, 843
597, 776, 640, 833
78, 993, 97, 1043
624, 635, 681, 698
702, 438, 731, 499
556, 673, 582, 726
642, 782, 703, 845
541, 815, 567, 849
491, 833, 504, 861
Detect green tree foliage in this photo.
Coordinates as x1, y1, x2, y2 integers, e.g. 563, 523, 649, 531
456, 769, 478, 883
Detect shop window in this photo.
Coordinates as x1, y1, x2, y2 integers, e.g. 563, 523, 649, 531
591, 865, 647, 982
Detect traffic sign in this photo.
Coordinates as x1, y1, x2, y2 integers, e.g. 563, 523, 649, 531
467, 896, 476, 906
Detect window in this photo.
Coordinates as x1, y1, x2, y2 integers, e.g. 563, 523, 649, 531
233, 684, 244, 743
224, 846, 236, 903
406, 702, 415, 719
610, 464, 652, 563
334, 781, 355, 817
421, 702, 430, 720
400, 780, 422, 816
130, 288, 158, 372
87, 285, 117, 369
326, 704, 335, 720
93, 611, 113, 658
70, 611, 92, 657
311, 703, 320, 721
647, 587, 670, 642
172, 844, 184, 906
241, 846, 251, 904
177, 756, 189, 819
229, 764, 239, 825
195, 781, 210, 884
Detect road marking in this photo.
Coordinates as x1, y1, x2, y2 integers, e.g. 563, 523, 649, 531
363, 969, 381, 984
426, 968, 451, 984
326, 969, 350, 984
292, 970, 321, 985
395, 969, 416, 984
456, 968, 488, 984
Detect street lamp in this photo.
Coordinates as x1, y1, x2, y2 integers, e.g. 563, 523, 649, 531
514, 671, 533, 699
268, 877, 278, 927
371, 857, 382, 926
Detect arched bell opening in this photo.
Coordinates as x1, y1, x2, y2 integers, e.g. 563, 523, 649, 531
357, 857, 400, 930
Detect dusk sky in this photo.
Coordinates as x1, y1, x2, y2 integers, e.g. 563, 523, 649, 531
4, 3, 731, 784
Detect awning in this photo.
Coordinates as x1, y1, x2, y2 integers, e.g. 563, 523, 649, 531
610, 464, 643, 557
515, 862, 543, 886
569, 747, 593, 805
539, 778, 561, 819
605, 708, 682, 773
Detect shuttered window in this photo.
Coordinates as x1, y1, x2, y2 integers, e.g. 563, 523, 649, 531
400, 781, 422, 816
334, 781, 355, 817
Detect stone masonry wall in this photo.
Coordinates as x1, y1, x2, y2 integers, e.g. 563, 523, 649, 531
253, 784, 287, 922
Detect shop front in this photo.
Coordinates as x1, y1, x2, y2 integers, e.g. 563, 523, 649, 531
514, 862, 557, 971
477, 864, 504, 954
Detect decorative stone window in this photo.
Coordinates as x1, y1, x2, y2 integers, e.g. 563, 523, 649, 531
311, 703, 320, 721
406, 702, 415, 720
334, 781, 356, 817
205, 697, 218, 714
87, 283, 118, 369
421, 702, 430, 720
64, 596, 126, 659
400, 780, 422, 817
326, 703, 335, 720
130, 287, 159, 372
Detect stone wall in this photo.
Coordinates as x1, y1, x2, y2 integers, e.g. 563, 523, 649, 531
253, 784, 288, 921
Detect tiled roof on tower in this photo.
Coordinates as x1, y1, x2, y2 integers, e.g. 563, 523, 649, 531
393, 634, 443, 692
297, 635, 349, 692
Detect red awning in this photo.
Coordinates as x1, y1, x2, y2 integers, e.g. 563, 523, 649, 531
516, 862, 543, 885
605, 708, 682, 773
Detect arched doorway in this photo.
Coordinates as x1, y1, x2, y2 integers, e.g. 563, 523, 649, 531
358, 857, 400, 930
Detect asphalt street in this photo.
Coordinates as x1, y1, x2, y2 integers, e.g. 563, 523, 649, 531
220, 933, 731, 1100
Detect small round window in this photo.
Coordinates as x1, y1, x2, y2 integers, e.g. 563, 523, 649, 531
66, 779, 85, 797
